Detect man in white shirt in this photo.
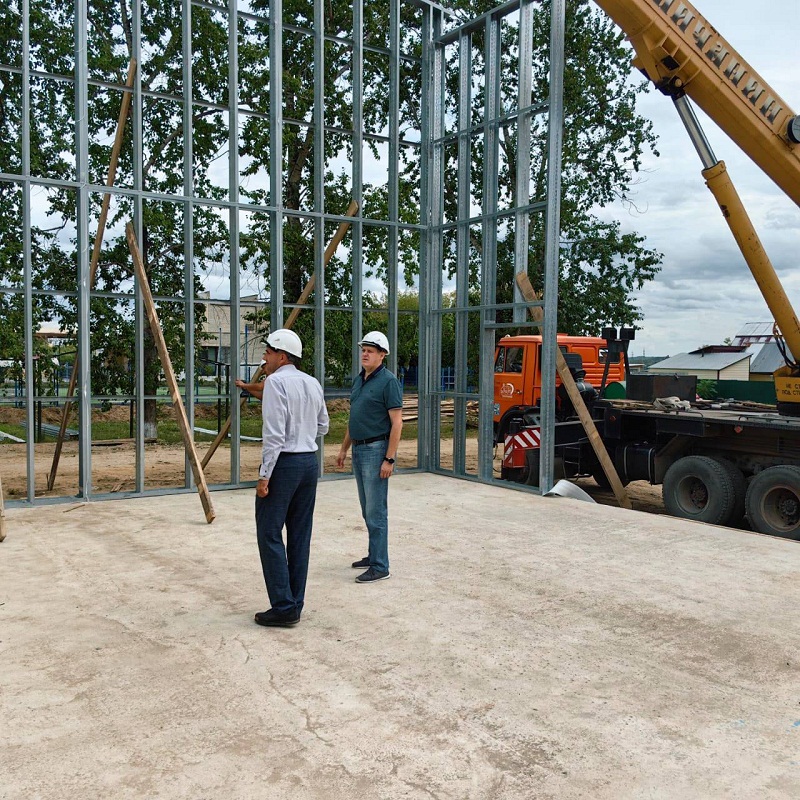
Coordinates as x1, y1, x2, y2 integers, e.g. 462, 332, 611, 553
254, 329, 329, 627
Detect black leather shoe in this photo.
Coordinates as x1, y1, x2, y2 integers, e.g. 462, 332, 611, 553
351, 557, 370, 569
254, 609, 300, 627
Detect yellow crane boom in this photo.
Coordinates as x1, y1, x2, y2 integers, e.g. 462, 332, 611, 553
594, 0, 800, 408
594, 0, 800, 204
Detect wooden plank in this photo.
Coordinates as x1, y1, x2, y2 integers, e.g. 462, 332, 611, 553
201, 199, 360, 469
126, 223, 216, 524
515, 272, 632, 509
48, 59, 138, 491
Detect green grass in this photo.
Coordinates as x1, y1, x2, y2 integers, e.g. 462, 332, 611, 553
0, 409, 474, 446
0, 424, 26, 441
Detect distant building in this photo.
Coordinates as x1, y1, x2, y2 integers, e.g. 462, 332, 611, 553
631, 355, 670, 370
733, 322, 776, 347
749, 341, 787, 382
648, 345, 751, 381
198, 293, 268, 376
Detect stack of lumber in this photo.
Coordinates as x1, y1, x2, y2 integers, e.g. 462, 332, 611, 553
402, 395, 479, 427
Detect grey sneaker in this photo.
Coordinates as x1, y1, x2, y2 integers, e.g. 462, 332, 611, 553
351, 557, 370, 569
355, 567, 391, 583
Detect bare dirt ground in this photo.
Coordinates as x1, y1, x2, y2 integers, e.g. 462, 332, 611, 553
0, 396, 669, 516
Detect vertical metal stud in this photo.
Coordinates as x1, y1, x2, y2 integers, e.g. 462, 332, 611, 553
228, 0, 241, 481
477, 14, 501, 483
183, 0, 196, 488
513, 0, 534, 325
539, 0, 567, 493
75, 0, 92, 499
269, 0, 284, 329
22, 0, 34, 501
387, 0, 401, 372
417, 5, 432, 472
453, 30, 472, 476
419, 7, 445, 473
351, 0, 364, 375
132, 0, 145, 493
314, 0, 326, 475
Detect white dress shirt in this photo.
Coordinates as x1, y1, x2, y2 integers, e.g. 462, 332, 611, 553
260, 364, 330, 479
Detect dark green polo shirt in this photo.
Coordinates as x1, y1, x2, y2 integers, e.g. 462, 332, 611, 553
348, 365, 403, 441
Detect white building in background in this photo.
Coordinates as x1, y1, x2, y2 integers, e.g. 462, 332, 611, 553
197, 293, 267, 378
648, 346, 752, 381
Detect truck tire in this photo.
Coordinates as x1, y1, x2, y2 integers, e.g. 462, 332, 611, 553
662, 455, 737, 526
592, 468, 630, 491
712, 458, 747, 527
501, 450, 540, 486
522, 449, 540, 487
744, 465, 800, 539
593, 469, 612, 490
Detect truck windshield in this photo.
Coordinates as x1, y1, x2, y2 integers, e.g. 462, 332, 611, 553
495, 346, 524, 373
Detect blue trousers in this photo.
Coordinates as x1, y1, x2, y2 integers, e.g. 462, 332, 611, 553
352, 440, 390, 573
255, 452, 319, 615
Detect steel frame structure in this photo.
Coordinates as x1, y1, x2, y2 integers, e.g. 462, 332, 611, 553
0, 0, 565, 507
420, 0, 564, 491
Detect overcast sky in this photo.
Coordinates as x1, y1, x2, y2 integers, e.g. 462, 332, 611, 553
597, 0, 800, 357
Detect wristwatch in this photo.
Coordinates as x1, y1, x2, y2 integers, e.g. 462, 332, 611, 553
383, 456, 395, 464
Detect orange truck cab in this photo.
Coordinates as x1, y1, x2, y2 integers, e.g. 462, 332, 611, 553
493, 334, 624, 426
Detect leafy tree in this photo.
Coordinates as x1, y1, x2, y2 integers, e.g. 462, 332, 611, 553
0, 2, 77, 364
1, 0, 226, 436
443, 0, 662, 337
364, 290, 421, 372
1, 0, 663, 429
235, 0, 424, 383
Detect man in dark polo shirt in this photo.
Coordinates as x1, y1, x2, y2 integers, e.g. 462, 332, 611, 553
336, 331, 403, 583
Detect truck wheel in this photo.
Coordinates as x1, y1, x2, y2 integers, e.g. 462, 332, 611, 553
500, 464, 522, 482
662, 455, 736, 526
522, 449, 541, 487
713, 458, 747, 527
744, 466, 800, 539
592, 468, 630, 491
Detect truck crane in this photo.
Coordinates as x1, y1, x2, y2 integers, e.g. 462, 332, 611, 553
496, 0, 800, 538
593, 0, 800, 409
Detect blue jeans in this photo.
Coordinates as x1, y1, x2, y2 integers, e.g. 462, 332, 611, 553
255, 452, 319, 615
352, 440, 390, 574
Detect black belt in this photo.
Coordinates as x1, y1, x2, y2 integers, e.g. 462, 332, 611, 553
352, 434, 390, 446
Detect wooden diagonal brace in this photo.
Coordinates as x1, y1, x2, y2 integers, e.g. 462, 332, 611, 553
516, 272, 631, 509
126, 223, 215, 524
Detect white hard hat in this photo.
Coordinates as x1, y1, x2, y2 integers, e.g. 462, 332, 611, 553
358, 331, 390, 354
266, 329, 302, 358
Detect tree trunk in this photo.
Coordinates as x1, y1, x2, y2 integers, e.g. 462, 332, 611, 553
143, 324, 159, 441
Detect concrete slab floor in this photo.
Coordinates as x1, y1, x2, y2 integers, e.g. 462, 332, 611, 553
1, 473, 799, 799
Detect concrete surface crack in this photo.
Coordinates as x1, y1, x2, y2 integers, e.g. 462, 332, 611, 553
299, 705, 328, 743
231, 634, 251, 663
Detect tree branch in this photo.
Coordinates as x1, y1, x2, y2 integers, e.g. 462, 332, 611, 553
142, 109, 216, 177
120, 0, 132, 56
